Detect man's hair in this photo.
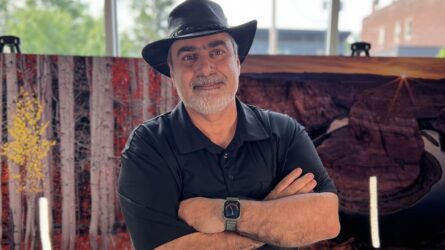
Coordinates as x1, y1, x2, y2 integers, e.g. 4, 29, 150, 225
167, 34, 239, 70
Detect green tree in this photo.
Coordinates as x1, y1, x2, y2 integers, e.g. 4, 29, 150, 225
3, 1, 105, 56
120, 0, 174, 57
438, 48, 445, 58
0, 0, 8, 13
2, 0, 175, 57
24, 0, 87, 17
0, 0, 10, 34
0, 0, 8, 11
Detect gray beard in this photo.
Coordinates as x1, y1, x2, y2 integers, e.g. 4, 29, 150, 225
179, 74, 236, 115
185, 93, 235, 115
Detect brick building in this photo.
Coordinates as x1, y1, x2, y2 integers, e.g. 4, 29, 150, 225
362, 0, 445, 57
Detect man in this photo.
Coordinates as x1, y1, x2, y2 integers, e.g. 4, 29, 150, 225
118, 0, 340, 249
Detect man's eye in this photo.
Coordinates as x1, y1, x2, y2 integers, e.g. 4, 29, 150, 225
211, 49, 225, 57
183, 54, 196, 61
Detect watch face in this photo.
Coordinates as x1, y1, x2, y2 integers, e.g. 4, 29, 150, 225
224, 200, 240, 219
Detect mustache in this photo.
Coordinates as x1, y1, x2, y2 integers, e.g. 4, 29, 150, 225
192, 74, 226, 87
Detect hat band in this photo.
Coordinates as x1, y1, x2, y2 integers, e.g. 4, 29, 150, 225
170, 23, 227, 38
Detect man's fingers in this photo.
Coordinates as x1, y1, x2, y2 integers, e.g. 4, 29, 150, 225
275, 168, 303, 192
265, 169, 316, 200
287, 173, 315, 193
298, 179, 317, 193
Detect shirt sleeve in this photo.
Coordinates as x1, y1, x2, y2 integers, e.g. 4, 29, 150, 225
279, 118, 337, 193
118, 126, 196, 249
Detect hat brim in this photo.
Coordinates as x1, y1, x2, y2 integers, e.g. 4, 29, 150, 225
141, 20, 257, 77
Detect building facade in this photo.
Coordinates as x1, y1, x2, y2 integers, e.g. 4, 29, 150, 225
250, 28, 351, 55
362, 0, 445, 57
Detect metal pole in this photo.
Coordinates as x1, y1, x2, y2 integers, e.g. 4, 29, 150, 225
326, 0, 340, 55
105, 0, 119, 56
269, 0, 278, 54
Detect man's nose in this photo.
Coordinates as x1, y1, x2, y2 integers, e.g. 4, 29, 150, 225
194, 54, 215, 75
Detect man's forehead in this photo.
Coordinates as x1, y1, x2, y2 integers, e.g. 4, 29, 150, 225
171, 32, 232, 52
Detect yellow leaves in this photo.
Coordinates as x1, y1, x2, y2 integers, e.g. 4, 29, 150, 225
1, 87, 56, 194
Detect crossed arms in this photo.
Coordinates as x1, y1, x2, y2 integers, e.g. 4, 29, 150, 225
157, 168, 340, 249
119, 118, 340, 249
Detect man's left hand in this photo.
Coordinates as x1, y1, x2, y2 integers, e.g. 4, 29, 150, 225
178, 197, 225, 234
265, 167, 316, 200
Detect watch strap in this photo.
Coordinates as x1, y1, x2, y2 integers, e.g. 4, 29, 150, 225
224, 197, 240, 232
226, 197, 239, 202
225, 219, 237, 231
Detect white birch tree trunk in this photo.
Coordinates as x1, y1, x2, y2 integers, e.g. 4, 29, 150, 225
5, 53, 23, 250
101, 57, 114, 249
0, 53, 3, 244
90, 57, 114, 249
129, 59, 138, 123
21, 56, 36, 250
24, 194, 36, 248
37, 55, 54, 236
58, 56, 76, 250
89, 57, 100, 250
30, 204, 37, 250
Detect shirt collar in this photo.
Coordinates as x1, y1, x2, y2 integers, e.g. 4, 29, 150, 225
234, 98, 270, 142
170, 98, 270, 154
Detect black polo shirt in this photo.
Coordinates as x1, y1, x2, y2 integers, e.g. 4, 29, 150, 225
118, 99, 336, 249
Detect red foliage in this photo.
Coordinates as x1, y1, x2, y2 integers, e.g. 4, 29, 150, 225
148, 68, 161, 116
51, 232, 132, 250
112, 57, 132, 155
0, 55, 162, 248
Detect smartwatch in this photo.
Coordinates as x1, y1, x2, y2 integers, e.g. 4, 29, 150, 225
223, 197, 240, 231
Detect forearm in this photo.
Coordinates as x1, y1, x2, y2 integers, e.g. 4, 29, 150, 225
155, 232, 264, 250
238, 192, 340, 248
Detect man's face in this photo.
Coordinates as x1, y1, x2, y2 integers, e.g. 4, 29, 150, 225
169, 32, 241, 115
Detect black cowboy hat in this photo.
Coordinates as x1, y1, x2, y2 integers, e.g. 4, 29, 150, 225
141, 0, 257, 77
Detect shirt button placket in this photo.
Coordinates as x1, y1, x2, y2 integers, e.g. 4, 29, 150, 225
221, 151, 234, 194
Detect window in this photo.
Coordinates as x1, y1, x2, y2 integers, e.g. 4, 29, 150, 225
117, 0, 333, 56
404, 17, 413, 41
1, 1, 105, 56
3, 0, 439, 58
378, 27, 385, 45
394, 21, 401, 44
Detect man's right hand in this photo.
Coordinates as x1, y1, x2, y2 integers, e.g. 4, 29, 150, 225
265, 168, 316, 200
